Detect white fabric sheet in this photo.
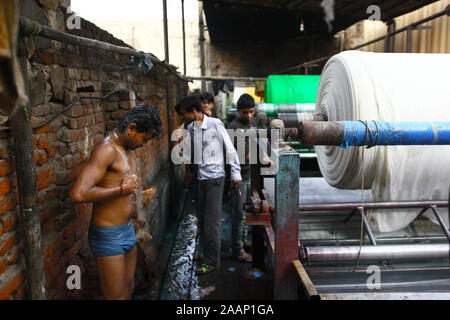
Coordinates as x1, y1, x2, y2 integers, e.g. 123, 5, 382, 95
315, 51, 450, 232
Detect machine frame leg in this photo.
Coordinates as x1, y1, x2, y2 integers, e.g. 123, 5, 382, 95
274, 150, 300, 299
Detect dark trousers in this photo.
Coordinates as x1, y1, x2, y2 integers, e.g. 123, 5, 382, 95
197, 177, 225, 267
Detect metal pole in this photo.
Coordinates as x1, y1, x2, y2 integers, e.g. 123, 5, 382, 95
297, 121, 450, 147
185, 75, 266, 81
278, 113, 327, 127
162, 0, 169, 63
18, 17, 185, 80
256, 103, 316, 117
10, 111, 47, 300
299, 200, 448, 212
358, 208, 377, 246
198, 1, 206, 92
305, 244, 450, 262
162, 0, 175, 217
430, 206, 450, 242
181, 0, 186, 75
274, 150, 300, 299
14, 13, 47, 297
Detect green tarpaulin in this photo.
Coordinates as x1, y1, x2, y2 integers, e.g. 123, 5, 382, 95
264, 75, 320, 104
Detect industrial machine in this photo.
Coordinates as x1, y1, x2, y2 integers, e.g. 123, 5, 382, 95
244, 119, 450, 300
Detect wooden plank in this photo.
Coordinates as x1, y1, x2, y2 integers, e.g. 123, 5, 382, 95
292, 260, 320, 300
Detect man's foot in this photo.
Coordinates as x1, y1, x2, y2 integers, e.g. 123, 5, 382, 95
196, 264, 216, 276
232, 250, 252, 263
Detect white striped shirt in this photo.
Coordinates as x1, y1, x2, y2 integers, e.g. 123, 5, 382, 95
186, 115, 242, 181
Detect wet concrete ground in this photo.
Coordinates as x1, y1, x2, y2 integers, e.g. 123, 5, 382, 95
159, 186, 273, 300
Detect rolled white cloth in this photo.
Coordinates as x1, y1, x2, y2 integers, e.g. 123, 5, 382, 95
315, 51, 450, 232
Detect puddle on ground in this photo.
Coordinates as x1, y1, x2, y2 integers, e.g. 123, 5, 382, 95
159, 213, 202, 300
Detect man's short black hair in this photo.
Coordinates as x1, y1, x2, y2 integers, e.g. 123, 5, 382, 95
118, 104, 162, 135
200, 92, 214, 103
237, 93, 255, 110
175, 95, 202, 114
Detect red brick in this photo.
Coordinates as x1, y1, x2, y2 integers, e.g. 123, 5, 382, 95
11, 283, 25, 300
0, 160, 13, 177
40, 205, 59, 223
0, 179, 10, 197
63, 220, 77, 238
0, 195, 15, 218
43, 232, 64, 260
95, 113, 104, 124
7, 245, 21, 264
37, 168, 52, 191
33, 50, 54, 65
48, 144, 57, 158
62, 130, 81, 143
58, 167, 80, 185
61, 239, 83, 266
0, 271, 23, 300
37, 135, 49, 150
45, 248, 62, 274
41, 218, 57, 234
77, 118, 87, 128
33, 123, 52, 135
64, 118, 78, 129
47, 189, 58, 202
39, 152, 48, 166
55, 210, 77, 232
0, 257, 7, 276
2, 212, 15, 233
67, 105, 84, 118
86, 115, 95, 126
62, 233, 75, 249
0, 232, 18, 256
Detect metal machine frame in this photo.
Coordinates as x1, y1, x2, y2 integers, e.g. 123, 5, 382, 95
245, 121, 450, 300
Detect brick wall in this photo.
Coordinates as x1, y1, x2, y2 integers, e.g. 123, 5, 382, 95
207, 37, 337, 78
0, 2, 187, 299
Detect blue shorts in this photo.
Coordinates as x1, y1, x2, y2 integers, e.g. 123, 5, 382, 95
88, 221, 137, 257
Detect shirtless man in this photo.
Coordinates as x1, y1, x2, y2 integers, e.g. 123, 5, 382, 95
70, 104, 162, 300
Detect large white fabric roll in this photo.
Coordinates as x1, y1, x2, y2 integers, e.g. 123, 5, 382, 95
315, 51, 450, 232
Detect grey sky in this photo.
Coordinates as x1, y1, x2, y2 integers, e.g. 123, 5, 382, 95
71, 0, 199, 21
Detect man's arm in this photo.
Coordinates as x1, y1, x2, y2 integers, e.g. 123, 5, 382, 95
70, 143, 136, 203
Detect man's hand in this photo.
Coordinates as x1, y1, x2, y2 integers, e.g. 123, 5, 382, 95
121, 174, 138, 195
173, 126, 185, 143
231, 180, 242, 188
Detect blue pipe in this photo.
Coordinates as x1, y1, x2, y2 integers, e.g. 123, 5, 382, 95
341, 121, 450, 148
